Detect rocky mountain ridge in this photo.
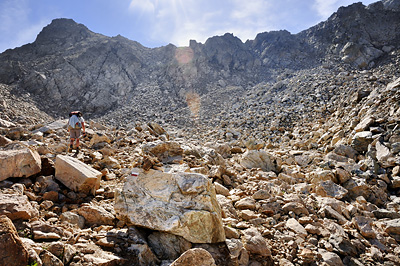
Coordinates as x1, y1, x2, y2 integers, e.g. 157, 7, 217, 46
0, 0, 399, 122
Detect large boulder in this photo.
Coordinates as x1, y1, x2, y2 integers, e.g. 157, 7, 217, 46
0, 215, 29, 266
55, 155, 101, 195
114, 168, 225, 243
0, 148, 41, 181
0, 194, 39, 220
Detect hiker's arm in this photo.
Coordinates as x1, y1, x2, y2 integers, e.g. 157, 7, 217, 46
81, 122, 86, 133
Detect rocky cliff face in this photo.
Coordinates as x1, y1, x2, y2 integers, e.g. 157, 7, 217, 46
0, 0, 399, 122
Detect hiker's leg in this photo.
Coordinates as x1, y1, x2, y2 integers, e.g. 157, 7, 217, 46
76, 138, 80, 147
68, 138, 74, 152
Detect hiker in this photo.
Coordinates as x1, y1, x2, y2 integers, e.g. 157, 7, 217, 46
67, 111, 85, 152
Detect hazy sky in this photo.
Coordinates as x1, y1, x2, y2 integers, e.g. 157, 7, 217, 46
0, 0, 378, 53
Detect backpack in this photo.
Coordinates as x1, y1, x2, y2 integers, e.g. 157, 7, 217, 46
68, 111, 82, 129
69, 111, 82, 117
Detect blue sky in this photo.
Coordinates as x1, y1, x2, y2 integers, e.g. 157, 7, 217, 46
0, 0, 378, 53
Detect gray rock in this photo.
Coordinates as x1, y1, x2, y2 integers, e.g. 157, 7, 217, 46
351, 131, 373, 153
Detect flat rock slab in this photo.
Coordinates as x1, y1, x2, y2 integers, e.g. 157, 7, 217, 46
114, 168, 225, 243
55, 155, 101, 195
0, 148, 41, 181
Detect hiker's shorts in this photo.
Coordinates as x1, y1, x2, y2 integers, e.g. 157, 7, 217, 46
69, 129, 81, 139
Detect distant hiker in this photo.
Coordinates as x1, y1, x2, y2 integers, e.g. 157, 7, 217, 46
67, 111, 85, 152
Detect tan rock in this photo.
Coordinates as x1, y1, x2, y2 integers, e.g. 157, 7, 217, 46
333, 144, 358, 160
142, 140, 183, 163
148, 121, 168, 137
0, 118, 16, 128
240, 210, 259, 221
100, 156, 121, 169
376, 141, 392, 162
315, 180, 348, 199
252, 189, 270, 200
242, 228, 271, 257
320, 249, 344, 266
114, 168, 225, 243
392, 176, 400, 188
90, 132, 112, 146
0, 215, 29, 266
224, 226, 241, 239
0, 194, 38, 220
308, 169, 337, 184
60, 211, 85, 229
234, 197, 256, 210
0, 135, 12, 147
354, 116, 375, 132
170, 248, 216, 266
216, 195, 238, 219
226, 238, 248, 265
282, 202, 309, 216
240, 150, 277, 172
286, 218, 307, 238
393, 166, 400, 177
335, 167, 352, 184
77, 203, 115, 226
55, 155, 101, 195
351, 131, 373, 153
305, 222, 330, 237
383, 219, 400, 235
0, 148, 41, 181
214, 182, 230, 196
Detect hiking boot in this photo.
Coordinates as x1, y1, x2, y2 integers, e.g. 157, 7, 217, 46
75, 147, 80, 154
68, 145, 73, 152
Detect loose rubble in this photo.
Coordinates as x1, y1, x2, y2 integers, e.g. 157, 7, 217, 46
0, 68, 399, 266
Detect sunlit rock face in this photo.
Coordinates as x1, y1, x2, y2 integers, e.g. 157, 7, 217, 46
114, 168, 225, 243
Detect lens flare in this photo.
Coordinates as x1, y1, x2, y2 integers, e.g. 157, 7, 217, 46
175, 47, 194, 65
185, 91, 200, 118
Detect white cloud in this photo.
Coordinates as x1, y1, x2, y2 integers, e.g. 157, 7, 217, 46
127, 0, 278, 46
129, 0, 155, 13
312, 0, 377, 19
0, 0, 51, 52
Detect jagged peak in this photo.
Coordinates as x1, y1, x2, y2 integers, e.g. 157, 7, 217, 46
204, 33, 244, 46
34, 18, 94, 45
